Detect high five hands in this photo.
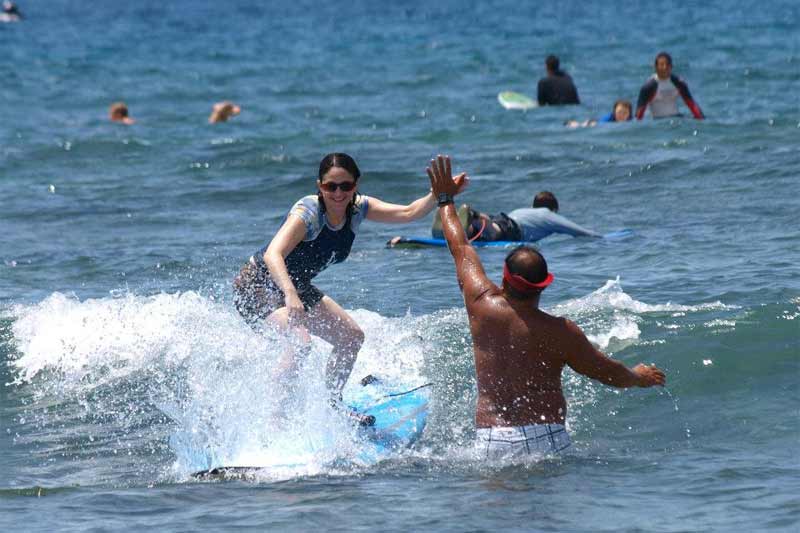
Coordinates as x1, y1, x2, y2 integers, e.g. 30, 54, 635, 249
427, 155, 468, 198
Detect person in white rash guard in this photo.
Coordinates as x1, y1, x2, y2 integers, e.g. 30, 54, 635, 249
636, 51, 705, 120
430, 191, 600, 243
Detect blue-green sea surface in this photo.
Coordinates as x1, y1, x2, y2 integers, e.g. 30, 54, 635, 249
1, 1, 798, 531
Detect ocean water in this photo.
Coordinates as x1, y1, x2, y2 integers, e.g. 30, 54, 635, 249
1, 0, 799, 531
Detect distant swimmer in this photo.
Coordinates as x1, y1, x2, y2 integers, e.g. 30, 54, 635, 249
537, 55, 580, 106
1, 1, 22, 22
428, 191, 600, 243
109, 102, 135, 125
209, 101, 241, 123
565, 99, 632, 128
636, 52, 704, 120
233, 153, 467, 425
427, 154, 665, 459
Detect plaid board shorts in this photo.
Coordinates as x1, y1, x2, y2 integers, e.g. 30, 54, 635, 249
476, 423, 571, 460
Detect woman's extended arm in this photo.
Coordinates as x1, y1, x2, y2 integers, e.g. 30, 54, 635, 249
366, 173, 468, 224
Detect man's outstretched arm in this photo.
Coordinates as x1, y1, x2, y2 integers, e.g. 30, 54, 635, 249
427, 155, 494, 303
563, 319, 666, 388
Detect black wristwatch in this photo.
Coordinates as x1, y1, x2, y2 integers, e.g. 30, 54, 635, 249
437, 192, 454, 206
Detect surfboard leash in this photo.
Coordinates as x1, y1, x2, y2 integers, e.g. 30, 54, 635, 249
383, 382, 433, 398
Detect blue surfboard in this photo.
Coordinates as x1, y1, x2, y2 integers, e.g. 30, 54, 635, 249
347, 376, 431, 461
387, 229, 633, 249
192, 375, 430, 478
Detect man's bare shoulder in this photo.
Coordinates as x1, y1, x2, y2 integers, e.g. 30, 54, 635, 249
558, 317, 593, 347
465, 284, 503, 308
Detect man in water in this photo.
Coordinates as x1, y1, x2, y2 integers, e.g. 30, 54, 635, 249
427, 154, 665, 459
636, 52, 704, 120
537, 55, 580, 106
430, 191, 600, 242
109, 102, 135, 125
209, 101, 241, 123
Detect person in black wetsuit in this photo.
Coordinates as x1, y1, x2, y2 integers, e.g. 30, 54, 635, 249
537, 55, 580, 106
636, 52, 704, 120
234, 153, 467, 424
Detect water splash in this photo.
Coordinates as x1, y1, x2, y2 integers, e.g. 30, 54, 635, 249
4, 282, 722, 481
7, 291, 430, 479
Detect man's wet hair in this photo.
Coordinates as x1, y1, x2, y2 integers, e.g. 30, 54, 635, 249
533, 191, 559, 212
545, 55, 560, 72
654, 51, 673, 67
504, 246, 549, 298
110, 102, 129, 118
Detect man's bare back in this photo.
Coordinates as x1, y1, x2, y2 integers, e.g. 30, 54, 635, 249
427, 155, 666, 433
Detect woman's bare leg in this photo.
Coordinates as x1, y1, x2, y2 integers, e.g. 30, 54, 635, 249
304, 296, 365, 396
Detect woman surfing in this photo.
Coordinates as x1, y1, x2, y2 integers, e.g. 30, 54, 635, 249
234, 153, 466, 423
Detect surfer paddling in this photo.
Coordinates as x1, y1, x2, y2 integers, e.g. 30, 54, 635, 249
427, 154, 665, 459
234, 153, 467, 425
431, 191, 600, 243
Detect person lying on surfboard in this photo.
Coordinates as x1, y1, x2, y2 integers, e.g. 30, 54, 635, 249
430, 191, 600, 243
427, 154, 665, 459
233, 153, 467, 425
565, 99, 633, 128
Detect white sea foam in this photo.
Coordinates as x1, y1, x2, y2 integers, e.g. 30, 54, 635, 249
546, 277, 738, 350
6, 281, 714, 477
8, 291, 429, 477
551, 277, 734, 316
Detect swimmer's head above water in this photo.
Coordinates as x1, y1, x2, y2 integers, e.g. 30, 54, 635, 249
613, 99, 633, 121
208, 101, 241, 123
109, 102, 135, 125
532, 191, 558, 212
654, 51, 673, 80
545, 54, 561, 74
317, 153, 361, 221
3, 1, 20, 15
502, 246, 554, 300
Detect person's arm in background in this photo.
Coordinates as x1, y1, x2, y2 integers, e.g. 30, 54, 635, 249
537, 79, 546, 106
672, 75, 705, 119
635, 78, 657, 120
544, 210, 602, 238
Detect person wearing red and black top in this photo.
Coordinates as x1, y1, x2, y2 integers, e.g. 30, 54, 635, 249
636, 52, 704, 120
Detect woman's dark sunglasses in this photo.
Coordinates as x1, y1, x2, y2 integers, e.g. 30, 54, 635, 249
319, 181, 356, 193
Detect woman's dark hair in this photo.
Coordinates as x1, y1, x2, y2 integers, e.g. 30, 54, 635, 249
318, 152, 361, 182
654, 51, 672, 67
612, 99, 633, 121
317, 152, 361, 226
